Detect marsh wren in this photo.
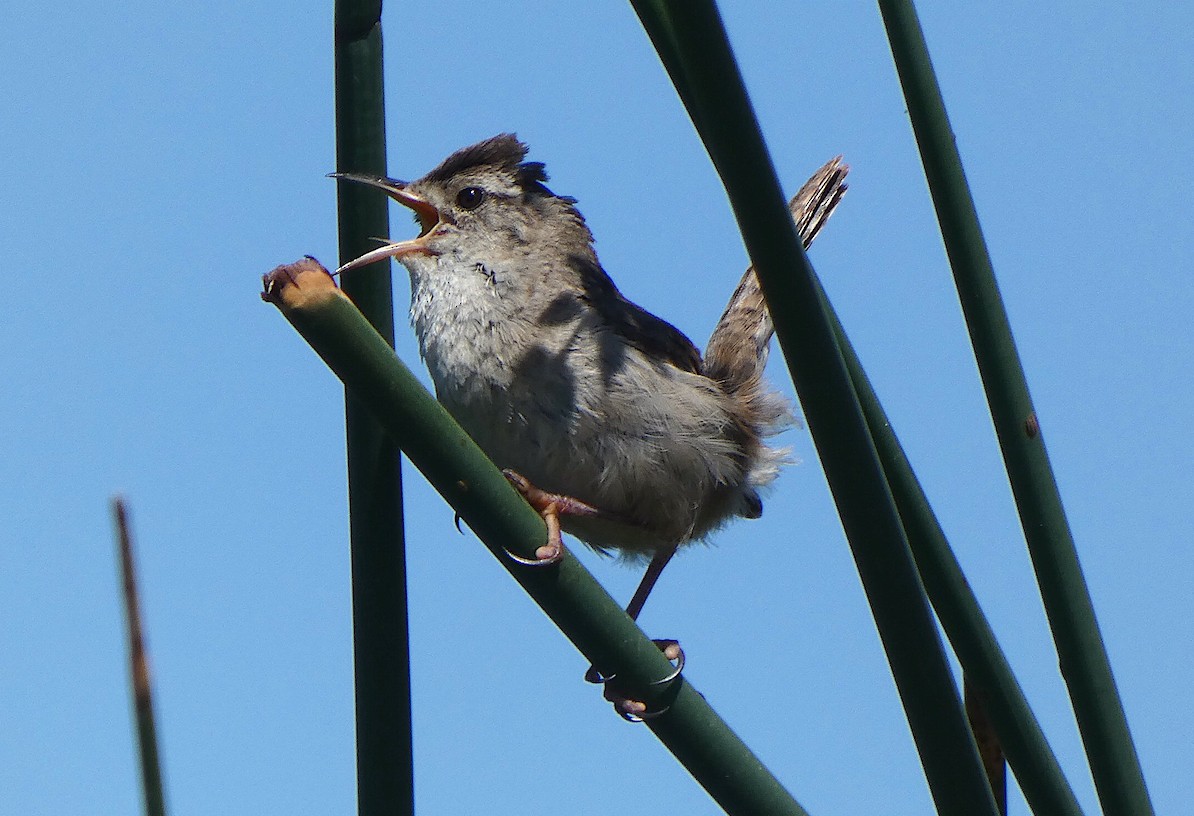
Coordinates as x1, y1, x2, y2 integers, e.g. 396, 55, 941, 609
333, 135, 845, 654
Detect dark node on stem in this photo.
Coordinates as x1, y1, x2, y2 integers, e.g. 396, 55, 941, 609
1024, 413, 1040, 439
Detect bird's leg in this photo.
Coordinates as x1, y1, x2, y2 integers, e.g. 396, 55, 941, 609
502, 468, 685, 718
501, 469, 605, 565
589, 542, 686, 720
625, 541, 680, 621
627, 543, 685, 699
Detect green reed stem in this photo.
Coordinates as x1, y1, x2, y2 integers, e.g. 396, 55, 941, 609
333, 1, 414, 813
876, 3, 1153, 812
627, 3, 999, 814
264, 263, 812, 815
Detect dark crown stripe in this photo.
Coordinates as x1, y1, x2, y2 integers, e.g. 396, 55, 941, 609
424, 133, 543, 184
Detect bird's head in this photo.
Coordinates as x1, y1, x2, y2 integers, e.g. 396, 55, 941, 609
330, 134, 591, 276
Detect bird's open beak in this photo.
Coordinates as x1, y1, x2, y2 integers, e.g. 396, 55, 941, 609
328, 173, 442, 275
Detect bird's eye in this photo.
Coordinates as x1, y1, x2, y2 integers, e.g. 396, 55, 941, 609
455, 186, 485, 210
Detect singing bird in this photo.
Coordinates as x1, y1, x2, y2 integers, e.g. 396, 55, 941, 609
333, 135, 846, 637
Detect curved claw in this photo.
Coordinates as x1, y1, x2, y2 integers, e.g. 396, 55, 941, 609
589, 638, 685, 721
618, 702, 671, 723
504, 500, 564, 565
500, 468, 569, 565
586, 640, 683, 685
649, 640, 685, 685
584, 665, 615, 684
503, 542, 565, 566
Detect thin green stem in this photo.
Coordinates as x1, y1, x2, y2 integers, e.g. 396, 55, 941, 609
876, 3, 1153, 812
332, 1, 414, 813
814, 278, 1085, 816
628, 3, 998, 814
264, 263, 811, 816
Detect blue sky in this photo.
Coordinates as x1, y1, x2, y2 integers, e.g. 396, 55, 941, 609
3, 3, 1190, 814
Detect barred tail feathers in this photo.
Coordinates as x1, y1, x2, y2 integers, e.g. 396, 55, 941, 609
703, 157, 848, 513
703, 156, 848, 393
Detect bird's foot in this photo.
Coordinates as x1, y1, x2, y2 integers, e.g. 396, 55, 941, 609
586, 639, 685, 721
501, 469, 603, 565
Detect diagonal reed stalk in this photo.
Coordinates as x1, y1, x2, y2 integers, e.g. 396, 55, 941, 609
263, 260, 812, 815
332, 1, 415, 814
812, 277, 1085, 816
876, 3, 1154, 813
627, 3, 999, 813
112, 497, 168, 816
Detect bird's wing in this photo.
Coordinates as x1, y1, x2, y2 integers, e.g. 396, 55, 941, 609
568, 254, 703, 375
